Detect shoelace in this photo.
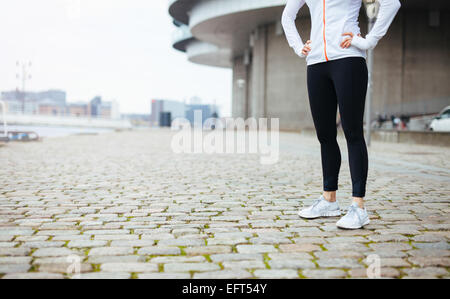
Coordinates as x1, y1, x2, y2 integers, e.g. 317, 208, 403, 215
346, 205, 363, 224
310, 198, 323, 210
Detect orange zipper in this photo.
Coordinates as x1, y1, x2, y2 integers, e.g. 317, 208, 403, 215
322, 0, 329, 61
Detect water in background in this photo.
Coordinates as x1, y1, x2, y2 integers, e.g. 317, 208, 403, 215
6, 125, 113, 138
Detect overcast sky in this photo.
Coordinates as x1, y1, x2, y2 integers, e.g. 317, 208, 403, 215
0, 0, 232, 115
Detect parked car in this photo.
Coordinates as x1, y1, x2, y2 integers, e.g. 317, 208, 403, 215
429, 106, 450, 132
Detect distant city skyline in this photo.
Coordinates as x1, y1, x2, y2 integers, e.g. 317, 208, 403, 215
1, 89, 120, 119
0, 0, 232, 116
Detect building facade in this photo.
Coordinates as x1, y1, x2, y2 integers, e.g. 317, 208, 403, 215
150, 99, 187, 126
150, 98, 219, 126
1, 89, 66, 115
68, 102, 89, 117
1, 90, 119, 119
185, 104, 212, 125
38, 101, 66, 116
169, 0, 450, 130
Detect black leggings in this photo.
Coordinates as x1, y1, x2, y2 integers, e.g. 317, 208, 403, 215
307, 57, 368, 198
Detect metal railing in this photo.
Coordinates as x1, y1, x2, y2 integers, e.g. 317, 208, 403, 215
4, 110, 120, 121
0, 112, 132, 129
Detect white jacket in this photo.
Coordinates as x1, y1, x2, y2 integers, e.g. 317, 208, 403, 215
281, 0, 401, 65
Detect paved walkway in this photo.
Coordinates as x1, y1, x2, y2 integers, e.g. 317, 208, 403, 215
0, 129, 448, 279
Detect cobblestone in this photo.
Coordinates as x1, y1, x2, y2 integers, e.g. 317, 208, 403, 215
150, 256, 206, 263
348, 267, 400, 278
402, 267, 448, 278
88, 247, 134, 256
0, 264, 30, 273
77, 272, 131, 279
2, 273, 64, 279
164, 263, 221, 272
269, 259, 316, 269
101, 263, 158, 273
38, 263, 93, 273
137, 247, 181, 256
67, 240, 108, 248
32, 248, 76, 257
236, 245, 277, 254
209, 253, 263, 263
184, 246, 232, 255
408, 257, 450, 267
0, 130, 448, 279
193, 270, 253, 279
138, 273, 190, 279
222, 260, 266, 269
316, 258, 363, 268
253, 269, 299, 279
302, 269, 347, 278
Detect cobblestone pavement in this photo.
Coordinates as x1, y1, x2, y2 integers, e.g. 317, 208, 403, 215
0, 129, 449, 279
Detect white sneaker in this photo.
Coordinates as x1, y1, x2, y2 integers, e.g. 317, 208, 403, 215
336, 203, 370, 229
298, 196, 341, 219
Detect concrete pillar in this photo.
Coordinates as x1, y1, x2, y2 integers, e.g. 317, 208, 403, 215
250, 25, 268, 119
266, 19, 312, 130
232, 56, 248, 118
371, 13, 403, 118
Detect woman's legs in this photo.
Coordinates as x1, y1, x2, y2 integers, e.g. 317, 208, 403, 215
304, 57, 369, 228
330, 58, 369, 206
307, 62, 341, 199
307, 57, 369, 206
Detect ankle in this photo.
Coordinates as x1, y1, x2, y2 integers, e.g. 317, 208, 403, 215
323, 192, 337, 202
353, 198, 365, 209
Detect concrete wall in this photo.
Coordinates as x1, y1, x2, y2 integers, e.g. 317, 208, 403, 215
372, 10, 450, 117
372, 130, 450, 147
401, 10, 450, 115
232, 7, 450, 130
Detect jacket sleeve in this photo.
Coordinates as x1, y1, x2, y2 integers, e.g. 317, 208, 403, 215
352, 0, 401, 50
343, 1, 362, 36
281, 0, 307, 57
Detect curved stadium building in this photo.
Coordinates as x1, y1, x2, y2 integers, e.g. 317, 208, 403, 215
169, 0, 450, 130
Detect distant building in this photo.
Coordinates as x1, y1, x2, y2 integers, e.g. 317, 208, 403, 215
1, 89, 66, 115
68, 102, 89, 117
89, 96, 102, 117
1, 89, 120, 119
88, 96, 120, 119
185, 104, 212, 125
1, 92, 25, 114
150, 99, 186, 126
100, 102, 113, 119
150, 98, 219, 127
34, 90, 66, 106
38, 100, 66, 116
150, 99, 163, 125
1, 89, 66, 104
106, 101, 121, 120
2, 95, 39, 114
